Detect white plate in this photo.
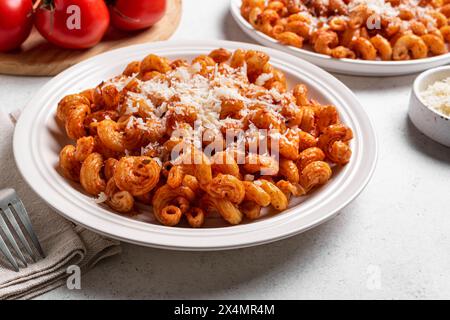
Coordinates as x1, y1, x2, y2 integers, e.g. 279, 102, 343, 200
230, 0, 450, 77
13, 40, 377, 250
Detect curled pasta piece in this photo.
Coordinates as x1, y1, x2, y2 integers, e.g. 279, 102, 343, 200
259, 10, 279, 35
104, 158, 118, 181
331, 46, 356, 59
267, 1, 285, 15
421, 34, 448, 55
240, 201, 262, 220
209, 48, 232, 63
185, 207, 205, 228
65, 103, 90, 140
299, 161, 332, 191
313, 30, 338, 56
140, 54, 171, 75
74, 136, 95, 162
329, 17, 347, 31
293, 84, 309, 106
80, 153, 106, 196
80, 88, 94, 103
244, 154, 279, 175
281, 100, 303, 128
177, 148, 213, 187
57, 94, 90, 123
299, 106, 318, 136
370, 35, 393, 61
241, 0, 265, 19
351, 37, 377, 60
298, 131, 318, 151
93, 136, 120, 160
317, 105, 339, 133
392, 34, 428, 60
279, 129, 300, 160
93, 84, 120, 110
230, 49, 247, 68
243, 181, 271, 207
192, 55, 216, 76
410, 21, 427, 36
279, 158, 300, 183
255, 179, 288, 211
432, 11, 448, 28
249, 6, 263, 28
152, 185, 195, 226
440, 26, 450, 42
276, 31, 304, 48
84, 110, 119, 135
200, 195, 243, 225
211, 151, 240, 177
114, 156, 161, 196
245, 50, 270, 81
285, 20, 310, 39
297, 147, 326, 172
123, 61, 141, 76
59, 145, 81, 181
170, 58, 189, 70
97, 119, 126, 152
220, 99, 244, 119
182, 175, 200, 193
167, 165, 185, 188
318, 124, 353, 165
348, 4, 369, 29
276, 180, 306, 198
341, 27, 361, 48
105, 178, 134, 213
206, 174, 245, 204
441, 3, 450, 18
247, 106, 285, 131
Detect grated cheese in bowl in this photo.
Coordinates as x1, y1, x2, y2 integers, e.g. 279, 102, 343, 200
420, 77, 450, 118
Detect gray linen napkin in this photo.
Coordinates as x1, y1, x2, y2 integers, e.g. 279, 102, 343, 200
0, 110, 121, 300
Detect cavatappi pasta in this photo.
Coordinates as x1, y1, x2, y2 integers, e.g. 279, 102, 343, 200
241, 0, 450, 61
57, 48, 353, 228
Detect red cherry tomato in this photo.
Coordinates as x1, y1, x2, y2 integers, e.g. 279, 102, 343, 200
34, 0, 110, 49
109, 0, 166, 31
0, 0, 33, 52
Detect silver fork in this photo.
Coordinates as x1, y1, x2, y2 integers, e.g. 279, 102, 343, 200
0, 189, 45, 272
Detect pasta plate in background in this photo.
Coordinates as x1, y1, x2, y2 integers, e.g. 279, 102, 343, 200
231, 0, 450, 76
240, 0, 450, 61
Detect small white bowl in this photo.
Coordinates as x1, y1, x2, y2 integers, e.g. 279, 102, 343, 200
409, 66, 450, 147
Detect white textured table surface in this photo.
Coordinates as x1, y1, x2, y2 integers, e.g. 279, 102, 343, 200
1, 0, 449, 300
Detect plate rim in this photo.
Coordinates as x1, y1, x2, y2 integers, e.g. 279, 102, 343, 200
230, 0, 450, 76
13, 39, 378, 250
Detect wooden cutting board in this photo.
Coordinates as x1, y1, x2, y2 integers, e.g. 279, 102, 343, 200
0, 0, 182, 76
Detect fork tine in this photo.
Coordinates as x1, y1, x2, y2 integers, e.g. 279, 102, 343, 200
3, 207, 36, 262
0, 235, 19, 272
11, 200, 45, 258
0, 212, 27, 267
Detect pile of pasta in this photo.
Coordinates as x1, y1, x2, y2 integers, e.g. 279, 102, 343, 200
57, 48, 353, 228
241, 0, 450, 60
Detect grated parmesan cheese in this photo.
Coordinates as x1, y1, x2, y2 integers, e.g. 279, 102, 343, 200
348, 0, 398, 17
421, 77, 450, 117
255, 73, 273, 86
94, 192, 108, 204
244, 174, 255, 181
